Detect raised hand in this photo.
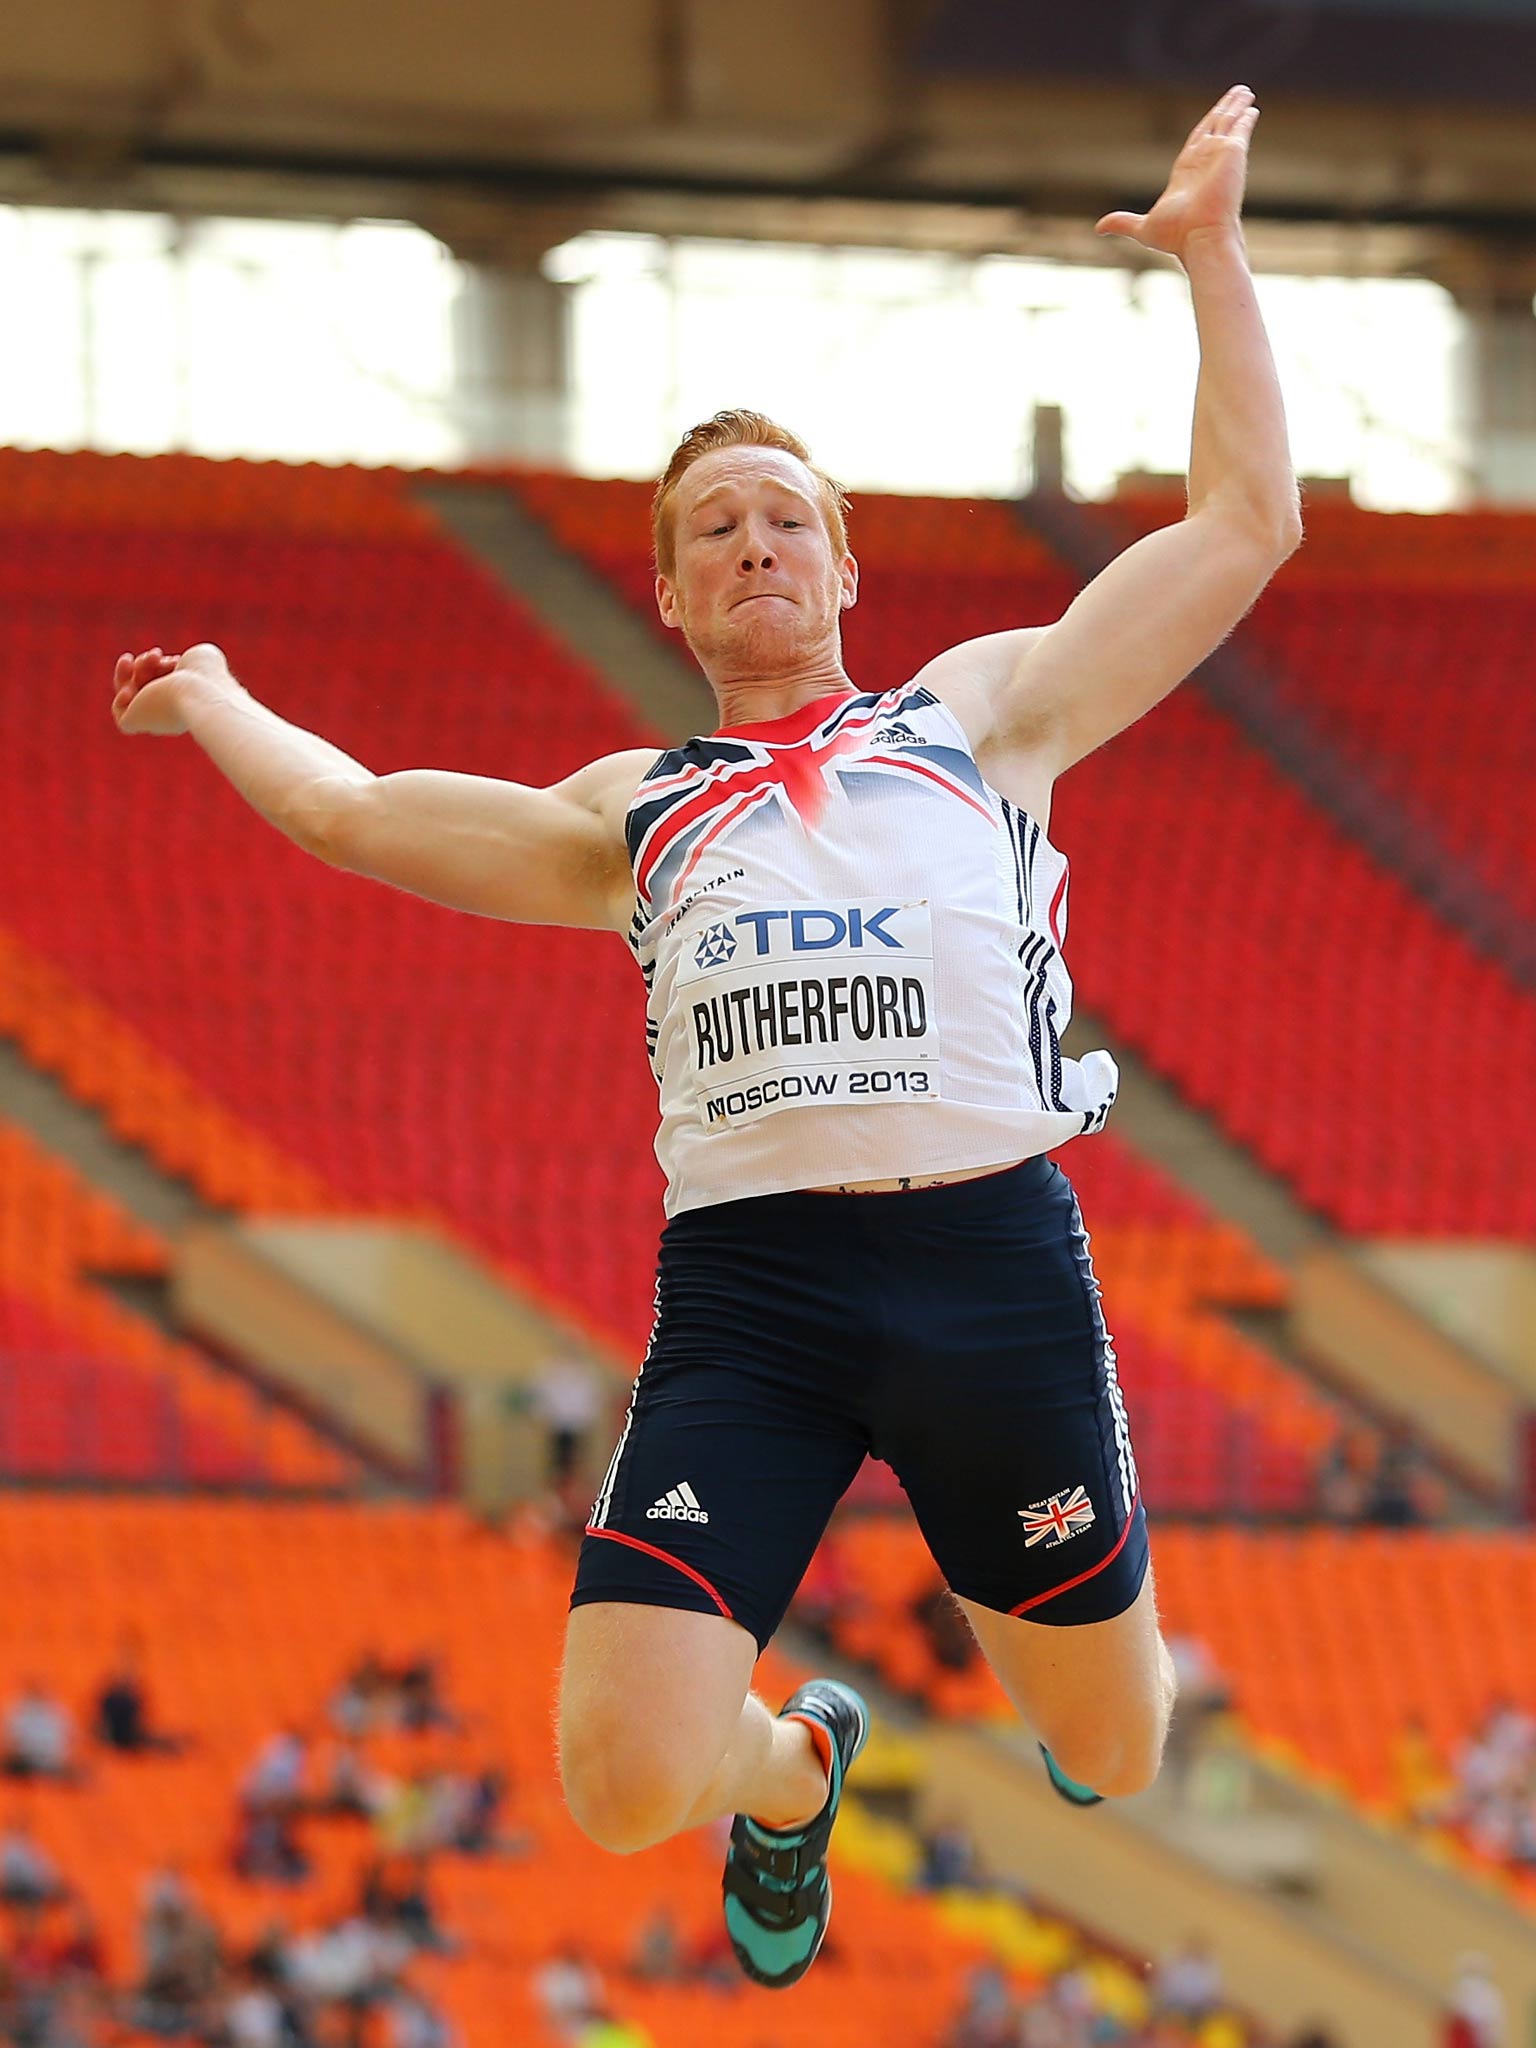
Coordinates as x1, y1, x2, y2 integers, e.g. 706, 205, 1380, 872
1095, 85, 1259, 261
112, 642, 233, 736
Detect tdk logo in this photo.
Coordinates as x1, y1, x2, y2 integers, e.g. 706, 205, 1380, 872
694, 922, 738, 969
728, 907, 905, 955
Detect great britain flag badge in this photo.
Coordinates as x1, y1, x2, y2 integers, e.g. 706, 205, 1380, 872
1018, 1485, 1097, 1549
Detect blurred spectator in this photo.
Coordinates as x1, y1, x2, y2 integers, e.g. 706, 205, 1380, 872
1445, 1952, 1505, 2048
29, 1972, 101, 2048
387, 1983, 458, 2048
7, 1899, 60, 1985
1442, 1702, 1536, 1877
945, 1959, 1017, 2048
679, 1922, 740, 1992
2, 1902, 104, 2048
628, 1905, 683, 1983
1289, 2028, 1343, 2048
95, 1645, 182, 1756
3, 1684, 76, 1781
326, 1653, 460, 1742
317, 1735, 382, 1820
287, 1913, 401, 2022
233, 1807, 310, 1886
911, 1581, 979, 1674
51, 1901, 105, 1983
1316, 1424, 1447, 1528
531, 1353, 606, 1497
330, 1653, 390, 1740
0, 1822, 63, 1906
1019, 1998, 1070, 2048
377, 1771, 440, 1855
1365, 1424, 1446, 1528
397, 1657, 455, 1735
136, 1868, 222, 2035
454, 1766, 516, 1854
1153, 1936, 1222, 2025
1314, 1428, 1377, 1522
1021, 1967, 1100, 2048
917, 1815, 979, 1891
360, 1854, 449, 1953
223, 1962, 289, 2048
1163, 1634, 1233, 1790
1049, 1966, 1096, 2028
242, 1730, 308, 1815
534, 1947, 604, 2040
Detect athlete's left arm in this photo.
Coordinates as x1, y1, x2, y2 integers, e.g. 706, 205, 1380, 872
967, 87, 1303, 779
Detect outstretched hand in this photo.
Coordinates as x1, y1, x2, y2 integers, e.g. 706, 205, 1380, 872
112, 642, 233, 736
1096, 84, 1258, 261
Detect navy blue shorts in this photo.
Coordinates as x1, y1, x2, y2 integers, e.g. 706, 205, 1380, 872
571, 1155, 1148, 1653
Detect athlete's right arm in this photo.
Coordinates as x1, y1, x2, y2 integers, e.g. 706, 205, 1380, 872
111, 643, 654, 933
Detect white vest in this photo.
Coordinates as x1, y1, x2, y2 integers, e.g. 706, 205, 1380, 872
625, 683, 1118, 1216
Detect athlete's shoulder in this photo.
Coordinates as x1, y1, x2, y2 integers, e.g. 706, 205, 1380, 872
559, 747, 667, 835
907, 628, 1052, 743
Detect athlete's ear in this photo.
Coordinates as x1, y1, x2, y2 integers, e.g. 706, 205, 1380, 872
838, 553, 859, 613
655, 572, 682, 631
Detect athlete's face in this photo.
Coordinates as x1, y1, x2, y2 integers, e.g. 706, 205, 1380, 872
656, 448, 857, 678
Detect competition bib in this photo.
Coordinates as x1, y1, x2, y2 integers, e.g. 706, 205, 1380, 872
674, 899, 942, 1129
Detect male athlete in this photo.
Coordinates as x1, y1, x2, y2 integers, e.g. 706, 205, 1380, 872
114, 86, 1298, 1989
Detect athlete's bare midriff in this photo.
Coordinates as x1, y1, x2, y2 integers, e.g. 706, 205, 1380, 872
805, 1159, 1031, 1196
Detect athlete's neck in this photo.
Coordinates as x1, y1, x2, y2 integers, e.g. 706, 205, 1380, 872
710, 657, 856, 736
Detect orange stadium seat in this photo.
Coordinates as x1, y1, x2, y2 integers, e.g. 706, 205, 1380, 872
0, 1497, 1239, 2047
822, 1513, 1536, 1899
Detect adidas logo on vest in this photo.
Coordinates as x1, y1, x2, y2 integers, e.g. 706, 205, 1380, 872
647, 1481, 709, 1524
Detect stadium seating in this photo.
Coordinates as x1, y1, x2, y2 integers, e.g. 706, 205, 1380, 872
0, 447, 1343, 1515
0, 1119, 352, 1487
816, 1512, 1536, 1898
1118, 494, 1536, 930
509, 470, 1536, 1238
0, 1498, 1249, 2047
0, 448, 664, 1351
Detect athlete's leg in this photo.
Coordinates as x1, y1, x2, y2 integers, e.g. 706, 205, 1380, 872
865, 1159, 1167, 1798
561, 1189, 880, 1857
958, 1566, 1177, 1799
558, 1603, 828, 1854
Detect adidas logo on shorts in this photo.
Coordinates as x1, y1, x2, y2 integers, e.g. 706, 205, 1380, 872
647, 1481, 709, 1524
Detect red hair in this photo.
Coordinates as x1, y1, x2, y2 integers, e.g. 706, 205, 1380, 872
652, 409, 850, 576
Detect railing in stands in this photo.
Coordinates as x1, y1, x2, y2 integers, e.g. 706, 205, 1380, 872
0, 1350, 374, 1494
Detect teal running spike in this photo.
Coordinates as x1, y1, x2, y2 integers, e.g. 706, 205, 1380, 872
722, 1678, 868, 1989
1040, 1742, 1104, 1807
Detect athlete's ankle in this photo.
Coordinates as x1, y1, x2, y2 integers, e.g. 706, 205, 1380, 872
747, 1715, 831, 1831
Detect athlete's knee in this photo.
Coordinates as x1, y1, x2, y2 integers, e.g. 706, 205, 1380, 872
1043, 1666, 1175, 1801
1093, 1731, 1166, 1801
559, 1716, 699, 1855
1047, 1717, 1167, 1800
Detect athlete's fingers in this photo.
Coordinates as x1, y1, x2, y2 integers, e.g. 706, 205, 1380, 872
1221, 88, 1256, 140
1184, 84, 1251, 153
1094, 211, 1143, 240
